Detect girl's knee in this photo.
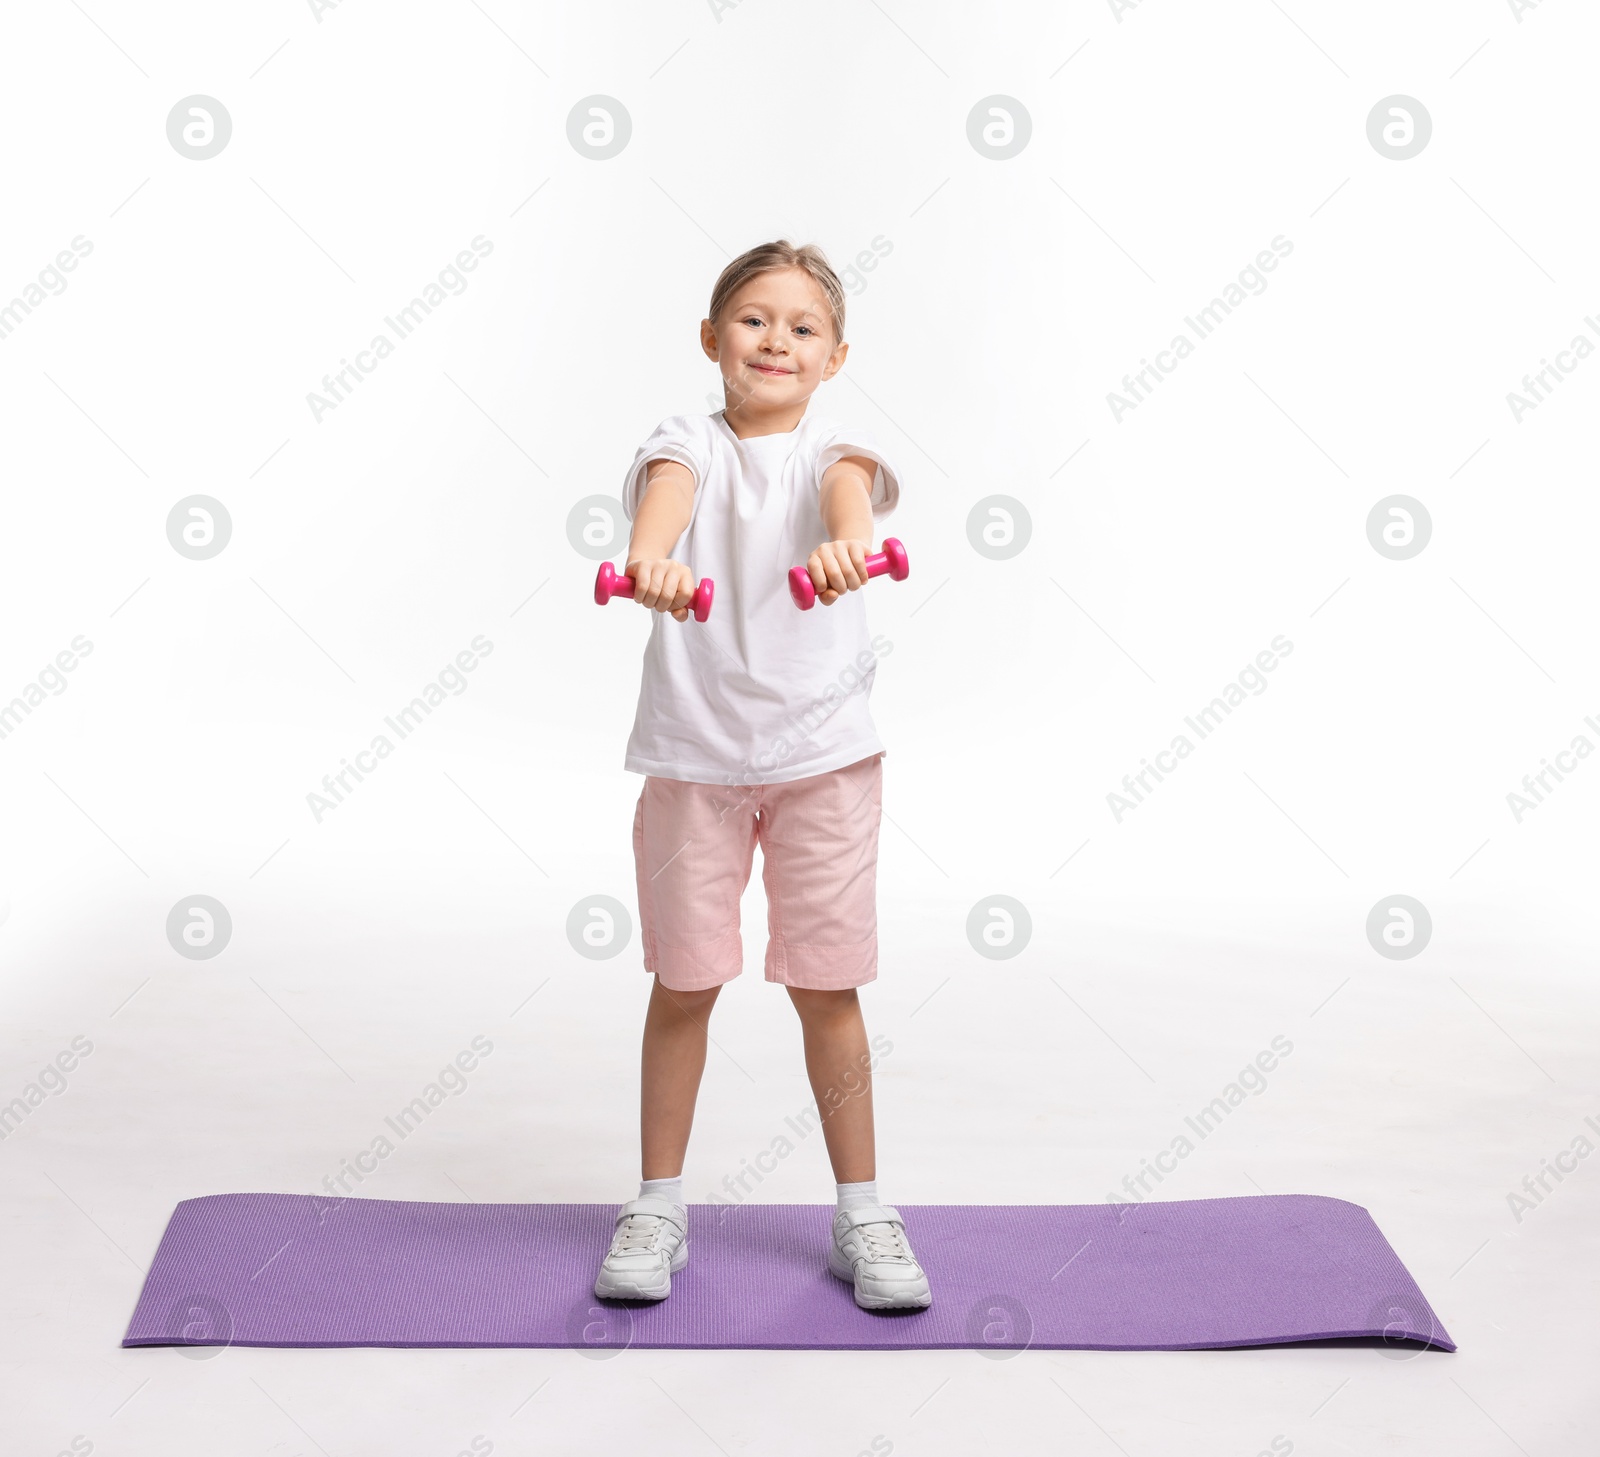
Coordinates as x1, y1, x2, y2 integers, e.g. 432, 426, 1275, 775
652, 979, 722, 1015
786, 986, 859, 1016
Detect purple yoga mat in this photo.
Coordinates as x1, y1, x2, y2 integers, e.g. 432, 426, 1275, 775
121, 1191, 1454, 1352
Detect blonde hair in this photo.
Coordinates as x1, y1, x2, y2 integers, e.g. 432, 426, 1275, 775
707, 240, 846, 347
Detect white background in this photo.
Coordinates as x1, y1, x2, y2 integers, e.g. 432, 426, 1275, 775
1, 0, 1596, 1453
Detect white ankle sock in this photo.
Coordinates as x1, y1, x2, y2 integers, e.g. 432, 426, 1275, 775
836, 1179, 879, 1211
639, 1175, 683, 1207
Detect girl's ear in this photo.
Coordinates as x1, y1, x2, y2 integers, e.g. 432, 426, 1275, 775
822, 339, 850, 380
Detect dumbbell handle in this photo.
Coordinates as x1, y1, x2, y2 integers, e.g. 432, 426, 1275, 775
594, 561, 715, 622
789, 538, 910, 611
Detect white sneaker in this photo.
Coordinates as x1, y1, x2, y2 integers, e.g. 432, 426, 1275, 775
828, 1204, 932, 1309
593, 1196, 689, 1300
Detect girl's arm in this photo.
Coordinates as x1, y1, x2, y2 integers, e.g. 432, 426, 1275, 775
808, 458, 877, 605
626, 459, 698, 620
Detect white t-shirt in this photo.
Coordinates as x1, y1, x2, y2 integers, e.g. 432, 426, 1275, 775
620, 409, 901, 786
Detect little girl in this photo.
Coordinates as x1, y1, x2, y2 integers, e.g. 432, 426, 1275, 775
592, 240, 931, 1312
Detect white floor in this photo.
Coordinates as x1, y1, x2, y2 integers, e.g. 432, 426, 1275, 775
4, 854, 1594, 1457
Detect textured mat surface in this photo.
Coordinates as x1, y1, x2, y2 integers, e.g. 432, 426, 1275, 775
121, 1192, 1454, 1352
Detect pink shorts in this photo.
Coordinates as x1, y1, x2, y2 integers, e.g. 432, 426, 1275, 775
632, 752, 885, 992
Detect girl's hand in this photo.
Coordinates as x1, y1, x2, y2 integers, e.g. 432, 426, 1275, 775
803, 539, 871, 606
625, 557, 697, 621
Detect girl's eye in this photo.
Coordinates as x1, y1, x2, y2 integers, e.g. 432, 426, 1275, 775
742, 316, 814, 337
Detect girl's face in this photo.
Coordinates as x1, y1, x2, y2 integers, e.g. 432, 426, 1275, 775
701, 267, 848, 412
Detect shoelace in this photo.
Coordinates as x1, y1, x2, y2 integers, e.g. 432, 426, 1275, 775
852, 1221, 913, 1264
613, 1213, 675, 1254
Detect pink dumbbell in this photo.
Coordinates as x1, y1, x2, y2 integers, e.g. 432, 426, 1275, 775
788, 538, 910, 611
594, 561, 715, 622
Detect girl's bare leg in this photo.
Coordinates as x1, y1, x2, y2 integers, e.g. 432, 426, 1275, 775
786, 986, 875, 1183
640, 978, 722, 1180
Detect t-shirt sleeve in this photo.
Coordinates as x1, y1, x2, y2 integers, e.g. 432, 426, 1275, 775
814, 424, 901, 522
621, 416, 709, 522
